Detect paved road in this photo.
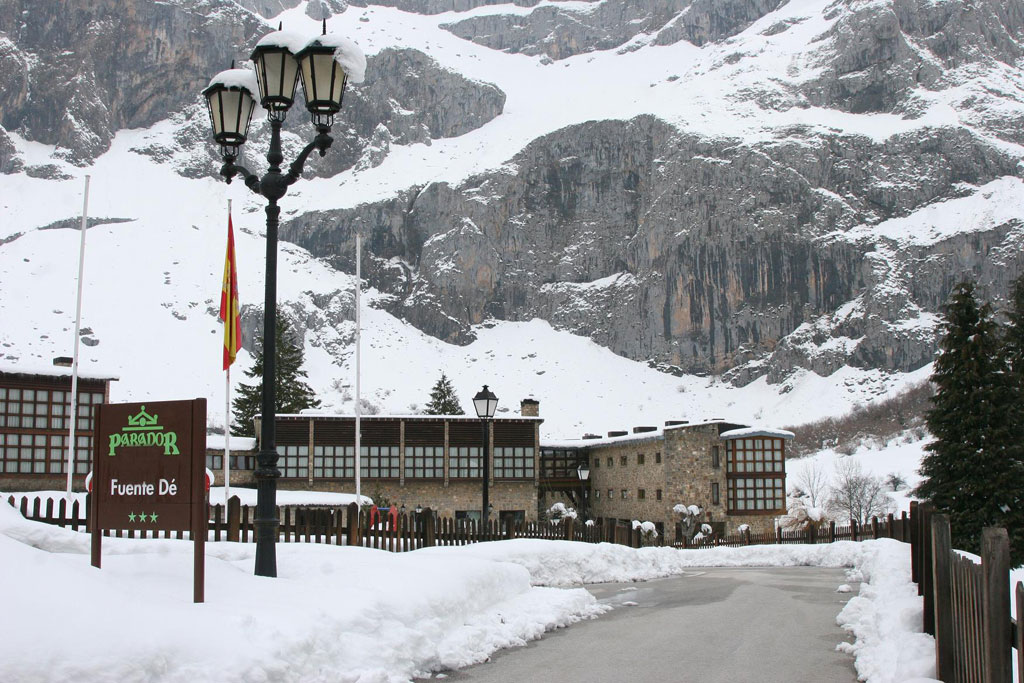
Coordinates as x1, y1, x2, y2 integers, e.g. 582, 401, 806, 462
434, 567, 858, 683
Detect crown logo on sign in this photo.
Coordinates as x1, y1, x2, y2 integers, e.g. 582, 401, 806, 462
124, 406, 162, 431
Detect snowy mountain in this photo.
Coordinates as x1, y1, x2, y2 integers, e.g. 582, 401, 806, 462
1, 0, 1022, 436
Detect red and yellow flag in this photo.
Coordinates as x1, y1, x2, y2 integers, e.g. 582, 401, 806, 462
219, 214, 241, 370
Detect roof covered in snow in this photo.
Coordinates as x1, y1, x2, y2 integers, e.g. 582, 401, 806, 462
0, 361, 118, 382
718, 427, 795, 440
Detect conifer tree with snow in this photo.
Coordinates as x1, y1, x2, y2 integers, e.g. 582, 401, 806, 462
916, 282, 1023, 561
233, 317, 321, 437
423, 373, 463, 415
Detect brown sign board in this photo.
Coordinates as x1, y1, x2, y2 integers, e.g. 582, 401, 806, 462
91, 398, 206, 602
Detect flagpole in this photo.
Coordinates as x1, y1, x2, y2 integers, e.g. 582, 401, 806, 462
66, 175, 90, 500
224, 199, 232, 503
355, 233, 361, 505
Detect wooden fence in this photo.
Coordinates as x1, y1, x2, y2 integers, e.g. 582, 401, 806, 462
910, 501, 1023, 683
672, 511, 912, 549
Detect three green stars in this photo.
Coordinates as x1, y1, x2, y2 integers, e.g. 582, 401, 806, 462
127, 512, 159, 523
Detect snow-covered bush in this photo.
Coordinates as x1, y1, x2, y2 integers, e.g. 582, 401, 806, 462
547, 502, 578, 524
584, 519, 595, 527
737, 524, 750, 533
632, 520, 658, 546
673, 503, 704, 541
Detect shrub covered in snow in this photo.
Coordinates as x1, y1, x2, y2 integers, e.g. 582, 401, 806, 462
547, 502, 578, 523
673, 503, 705, 541
632, 520, 659, 546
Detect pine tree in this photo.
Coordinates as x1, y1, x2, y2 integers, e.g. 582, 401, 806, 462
995, 275, 1024, 563
423, 373, 463, 415
232, 316, 321, 436
916, 282, 1023, 560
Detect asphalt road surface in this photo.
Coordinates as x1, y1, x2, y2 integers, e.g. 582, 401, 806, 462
432, 567, 859, 683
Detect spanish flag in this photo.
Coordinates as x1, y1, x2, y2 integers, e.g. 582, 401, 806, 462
219, 213, 241, 370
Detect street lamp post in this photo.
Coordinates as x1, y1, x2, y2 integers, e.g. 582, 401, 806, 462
472, 385, 498, 525
202, 22, 364, 577
576, 460, 590, 520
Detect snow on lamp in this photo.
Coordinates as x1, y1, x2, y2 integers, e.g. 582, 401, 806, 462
295, 21, 366, 127
249, 28, 304, 118
202, 68, 258, 153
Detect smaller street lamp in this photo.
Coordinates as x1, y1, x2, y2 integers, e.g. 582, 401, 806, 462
576, 461, 590, 519
473, 385, 498, 524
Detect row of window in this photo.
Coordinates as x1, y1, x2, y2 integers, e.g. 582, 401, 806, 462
257, 445, 537, 480
595, 488, 664, 501
593, 451, 663, 469
0, 432, 92, 474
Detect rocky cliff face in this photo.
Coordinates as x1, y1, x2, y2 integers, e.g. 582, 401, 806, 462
282, 115, 1024, 379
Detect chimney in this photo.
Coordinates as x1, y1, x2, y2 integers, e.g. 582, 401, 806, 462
520, 398, 540, 417
633, 426, 657, 434
582, 433, 601, 440
665, 420, 688, 426
607, 430, 628, 438
52, 357, 73, 367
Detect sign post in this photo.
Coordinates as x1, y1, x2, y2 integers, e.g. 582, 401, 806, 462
91, 399, 207, 603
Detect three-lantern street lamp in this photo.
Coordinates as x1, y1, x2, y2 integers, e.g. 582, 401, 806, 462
472, 385, 498, 525
202, 22, 365, 578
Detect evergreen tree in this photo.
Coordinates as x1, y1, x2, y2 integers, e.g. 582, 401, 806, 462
917, 282, 1023, 561
232, 316, 321, 436
423, 373, 463, 415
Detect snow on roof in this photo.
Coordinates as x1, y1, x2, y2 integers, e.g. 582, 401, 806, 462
276, 413, 542, 421
0, 361, 118, 382
540, 419, 749, 450
206, 68, 259, 97
205, 435, 257, 451
718, 427, 795, 440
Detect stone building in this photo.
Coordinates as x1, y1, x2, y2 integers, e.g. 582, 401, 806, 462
541, 420, 793, 539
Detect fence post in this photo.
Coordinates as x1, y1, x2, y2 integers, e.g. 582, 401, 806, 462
226, 495, 240, 542
1015, 582, 1023, 683
504, 515, 515, 540
775, 526, 782, 544
910, 501, 920, 585
871, 516, 879, 540
344, 502, 358, 547
565, 517, 575, 542
851, 519, 858, 542
420, 508, 435, 548
900, 510, 908, 543
921, 504, 935, 633
981, 527, 1011, 683
829, 520, 836, 543
886, 513, 895, 539
930, 514, 954, 683
744, 528, 751, 545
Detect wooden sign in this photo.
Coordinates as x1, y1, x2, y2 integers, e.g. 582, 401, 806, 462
90, 399, 206, 603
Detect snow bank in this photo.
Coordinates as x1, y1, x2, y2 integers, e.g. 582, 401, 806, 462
0, 504, 603, 683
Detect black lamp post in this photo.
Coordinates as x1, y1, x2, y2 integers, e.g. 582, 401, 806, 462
576, 460, 590, 520
202, 22, 363, 578
472, 385, 498, 524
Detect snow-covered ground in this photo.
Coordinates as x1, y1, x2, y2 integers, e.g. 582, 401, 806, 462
0, 500, 936, 683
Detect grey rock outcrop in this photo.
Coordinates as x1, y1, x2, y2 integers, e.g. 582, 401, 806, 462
441, 0, 785, 60
0, 0, 267, 165
282, 114, 1023, 381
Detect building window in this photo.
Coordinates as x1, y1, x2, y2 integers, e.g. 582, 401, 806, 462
637, 453, 645, 465
595, 489, 600, 499
0, 387, 102, 475
406, 446, 444, 479
607, 457, 613, 467
726, 438, 785, 512
712, 482, 720, 505
621, 489, 627, 500
594, 457, 600, 468
638, 489, 646, 500
620, 455, 627, 466
455, 510, 481, 522
314, 445, 354, 478
712, 446, 720, 469
362, 445, 400, 478
450, 446, 482, 479
656, 489, 662, 501
280, 445, 308, 478
655, 452, 661, 464
494, 446, 535, 479
608, 488, 614, 499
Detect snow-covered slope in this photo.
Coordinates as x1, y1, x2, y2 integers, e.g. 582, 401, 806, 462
1, 0, 1021, 436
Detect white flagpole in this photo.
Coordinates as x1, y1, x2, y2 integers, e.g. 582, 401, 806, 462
355, 233, 362, 505
66, 175, 91, 500
224, 198, 232, 504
